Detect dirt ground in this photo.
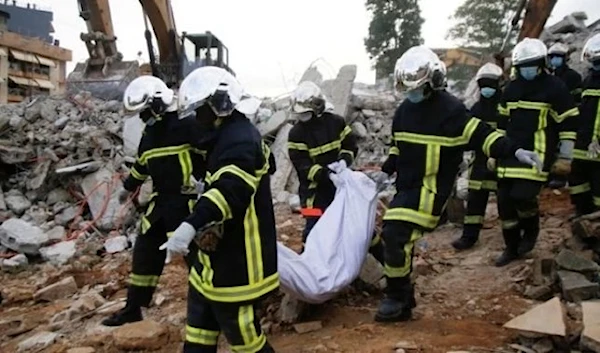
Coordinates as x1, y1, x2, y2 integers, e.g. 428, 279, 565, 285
0, 188, 574, 353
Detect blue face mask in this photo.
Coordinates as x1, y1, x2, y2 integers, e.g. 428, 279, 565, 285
549, 56, 564, 68
406, 88, 426, 103
480, 87, 497, 98
519, 66, 539, 81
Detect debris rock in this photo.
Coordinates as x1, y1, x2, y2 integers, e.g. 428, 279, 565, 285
582, 300, 600, 352
293, 320, 323, 334
557, 270, 599, 302
258, 110, 288, 137
67, 348, 96, 353
523, 285, 553, 301
0, 219, 49, 255
55, 206, 79, 226
278, 293, 305, 323
503, 297, 566, 337
18, 331, 59, 352
112, 320, 168, 351
39, 240, 76, 265
104, 236, 128, 253
555, 249, 600, 273
351, 122, 368, 139
35, 276, 78, 302
269, 124, 293, 199
532, 338, 554, 353
5, 189, 32, 215
46, 226, 66, 242
1, 253, 29, 273
359, 254, 384, 285
394, 341, 418, 350
288, 194, 301, 212
321, 65, 357, 120
46, 189, 71, 206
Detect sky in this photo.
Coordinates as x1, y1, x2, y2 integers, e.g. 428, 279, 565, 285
29, 0, 600, 97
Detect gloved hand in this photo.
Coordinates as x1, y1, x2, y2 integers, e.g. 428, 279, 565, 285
118, 189, 132, 204
588, 137, 600, 159
159, 222, 196, 263
551, 158, 572, 176
327, 159, 348, 174
486, 158, 496, 172
515, 149, 543, 172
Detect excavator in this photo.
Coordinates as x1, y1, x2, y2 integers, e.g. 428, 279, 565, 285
66, 0, 233, 101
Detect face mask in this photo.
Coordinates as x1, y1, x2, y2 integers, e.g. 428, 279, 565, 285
549, 56, 564, 68
519, 66, 539, 81
480, 87, 497, 98
406, 88, 426, 103
295, 112, 313, 122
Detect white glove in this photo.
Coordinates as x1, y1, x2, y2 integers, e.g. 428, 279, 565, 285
515, 148, 542, 172
327, 160, 348, 174
588, 138, 600, 159
159, 222, 196, 264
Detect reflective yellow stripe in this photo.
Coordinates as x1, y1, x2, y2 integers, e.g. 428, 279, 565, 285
202, 189, 232, 221
209, 165, 259, 191
389, 146, 400, 156
199, 251, 214, 287
534, 107, 548, 167
308, 140, 342, 158
179, 150, 194, 187
129, 274, 160, 287
559, 131, 577, 140
569, 182, 591, 195
185, 326, 219, 346
482, 131, 503, 157
383, 208, 439, 229
421, 143, 440, 218
468, 180, 482, 190
167, 231, 174, 238
486, 121, 498, 129
498, 105, 509, 116
573, 149, 600, 162
464, 215, 484, 225
340, 125, 352, 139
231, 305, 267, 352
189, 268, 279, 303
130, 166, 147, 180
141, 215, 151, 234
497, 167, 548, 182
583, 89, 600, 97
506, 101, 551, 111
308, 164, 322, 182
552, 107, 579, 123
383, 229, 422, 278
244, 196, 263, 284
139, 144, 192, 165
306, 195, 315, 208
288, 142, 309, 151
502, 219, 519, 230
594, 197, 600, 207
339, 149, 355, 159
370, 234, 381, 247
393, 118, 480, 147
497, 129, 506, 135
481, 180, 497, 190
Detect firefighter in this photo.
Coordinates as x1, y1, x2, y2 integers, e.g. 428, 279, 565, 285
101, 76, 206, 327
569, 33, 600, 216
496, 38, 579, 267
159, 67, 277, 353
452, 63, 506, 250
547, 42, 583, 189
376, 45, 541, 323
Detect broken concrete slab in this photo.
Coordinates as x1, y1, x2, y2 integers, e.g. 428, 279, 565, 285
122, 114, 144, 157
582, 300, 600, 352
258, 110, 288, 137
66, 348, 96, 353
39, 240, 76, 265
46, 189, 71, 206
359, 254, 384, 285
503, 297, 566, 337
269, 124, 294, 198
278, 293, 306, 324
35, 276, 78, 302
351, 122, 368, 139
299, 65, 324, 86
572, 211, 600, 240
293, 321, 322, 334
46, 226, 66, 243
548, 13, 588, 34
5, 189, 31, 215
1, 253, 28, 273
0, 219, 49, 255
555, 249, 600, 273
112, 320, 168, 351
17, 331, 59, 352
321, 65, 358, 120
523, 285, 553, 301
54, 205, 79, 226
104, 236, 128, 254
557, 270, 599, 302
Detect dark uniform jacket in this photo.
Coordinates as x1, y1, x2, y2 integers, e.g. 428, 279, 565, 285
381, 90, 518, 230
123, 112, 206, 235
185, 112, 278, 303
553, 65, 583, 104
467, 93, 506, 191
498, 73, 579, 182
574, 69, 600, 162
287, 112, 357, 215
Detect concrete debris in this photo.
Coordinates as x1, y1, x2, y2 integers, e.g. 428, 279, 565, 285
278, 293, 306, 323
104, 235, 129, 253
34, 276, 78, 302
46, 226, 66, 242
321, 65, 357, 119
394, 341, 418, 350
293, 320, 323, 334
555, 249, 600, 273
532, 338, 554, 353
359, 254, 384, 285
17, 331, 59, 352
503, 297, 567, 337
557, 270, 599, 302
67, 348, 96, 353
39, 240, 76, 265
582, 300, 600, 352
112, 320, 168, 351
0, 219, 49, 255
548, 13, 588, 34
269, 124, 294, 199
1, 253, 28, 273
257, 110, 288, 137
5, 189, 32, 215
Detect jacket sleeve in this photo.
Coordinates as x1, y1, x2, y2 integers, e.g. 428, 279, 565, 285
268, 148, 277, 175
185, 140, 259, 230
496, 103, 508, 135
551, 80, 579, 142
338, 123, 358, 166
191, 150, 207, 181
123, 134, 150, 192
567, 70, 583, 104
381, 110, 399, 175
288, 127, 328, 186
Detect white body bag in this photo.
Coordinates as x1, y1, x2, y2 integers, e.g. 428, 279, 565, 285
276, 168, 378, 304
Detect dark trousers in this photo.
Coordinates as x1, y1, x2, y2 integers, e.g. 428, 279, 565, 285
463, 187, 492, 240
497, 179, 542, 249
184, 286, 274, 353
569, 159, 600, 216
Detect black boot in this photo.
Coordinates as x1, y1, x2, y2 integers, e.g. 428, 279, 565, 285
102, 303, 143, 326
518, 215, 540, 256
452, 235, 478, 250
375, 278, 414, 322
495, 228, 520, 267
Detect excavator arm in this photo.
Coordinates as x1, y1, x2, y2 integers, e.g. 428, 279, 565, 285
518, 0, 558, 41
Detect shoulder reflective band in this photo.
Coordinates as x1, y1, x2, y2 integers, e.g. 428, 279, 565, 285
393, 118, 480, 147
583, 89, 600, 97
301, 208, 323, 217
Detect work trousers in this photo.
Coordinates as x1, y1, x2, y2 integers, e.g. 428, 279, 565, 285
184, 286, 274, 353
569, 159, 600, 216
497, 179, 542, 248
463, 186, 495, 240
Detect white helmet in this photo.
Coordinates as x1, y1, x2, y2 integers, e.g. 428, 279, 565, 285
291, 81, 326, 116
394, 45, 447, 91
582, 33, 600, 63
123, 76, 175, 113
512, 38, 548, 66
178, 66, 250, 118
475, 63, 503, 81
548, 42, 569, 56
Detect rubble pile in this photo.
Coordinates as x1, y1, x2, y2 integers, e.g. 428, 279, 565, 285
0, 92, 141, 271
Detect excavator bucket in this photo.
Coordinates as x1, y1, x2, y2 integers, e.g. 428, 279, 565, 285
66, 60, 140, 101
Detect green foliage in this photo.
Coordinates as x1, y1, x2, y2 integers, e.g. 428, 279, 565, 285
364, 0, 424, 79
447, 0, 518, 54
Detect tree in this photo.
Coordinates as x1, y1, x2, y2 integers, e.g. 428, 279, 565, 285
364, 0, 424, 79
447, 0, 518, 54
